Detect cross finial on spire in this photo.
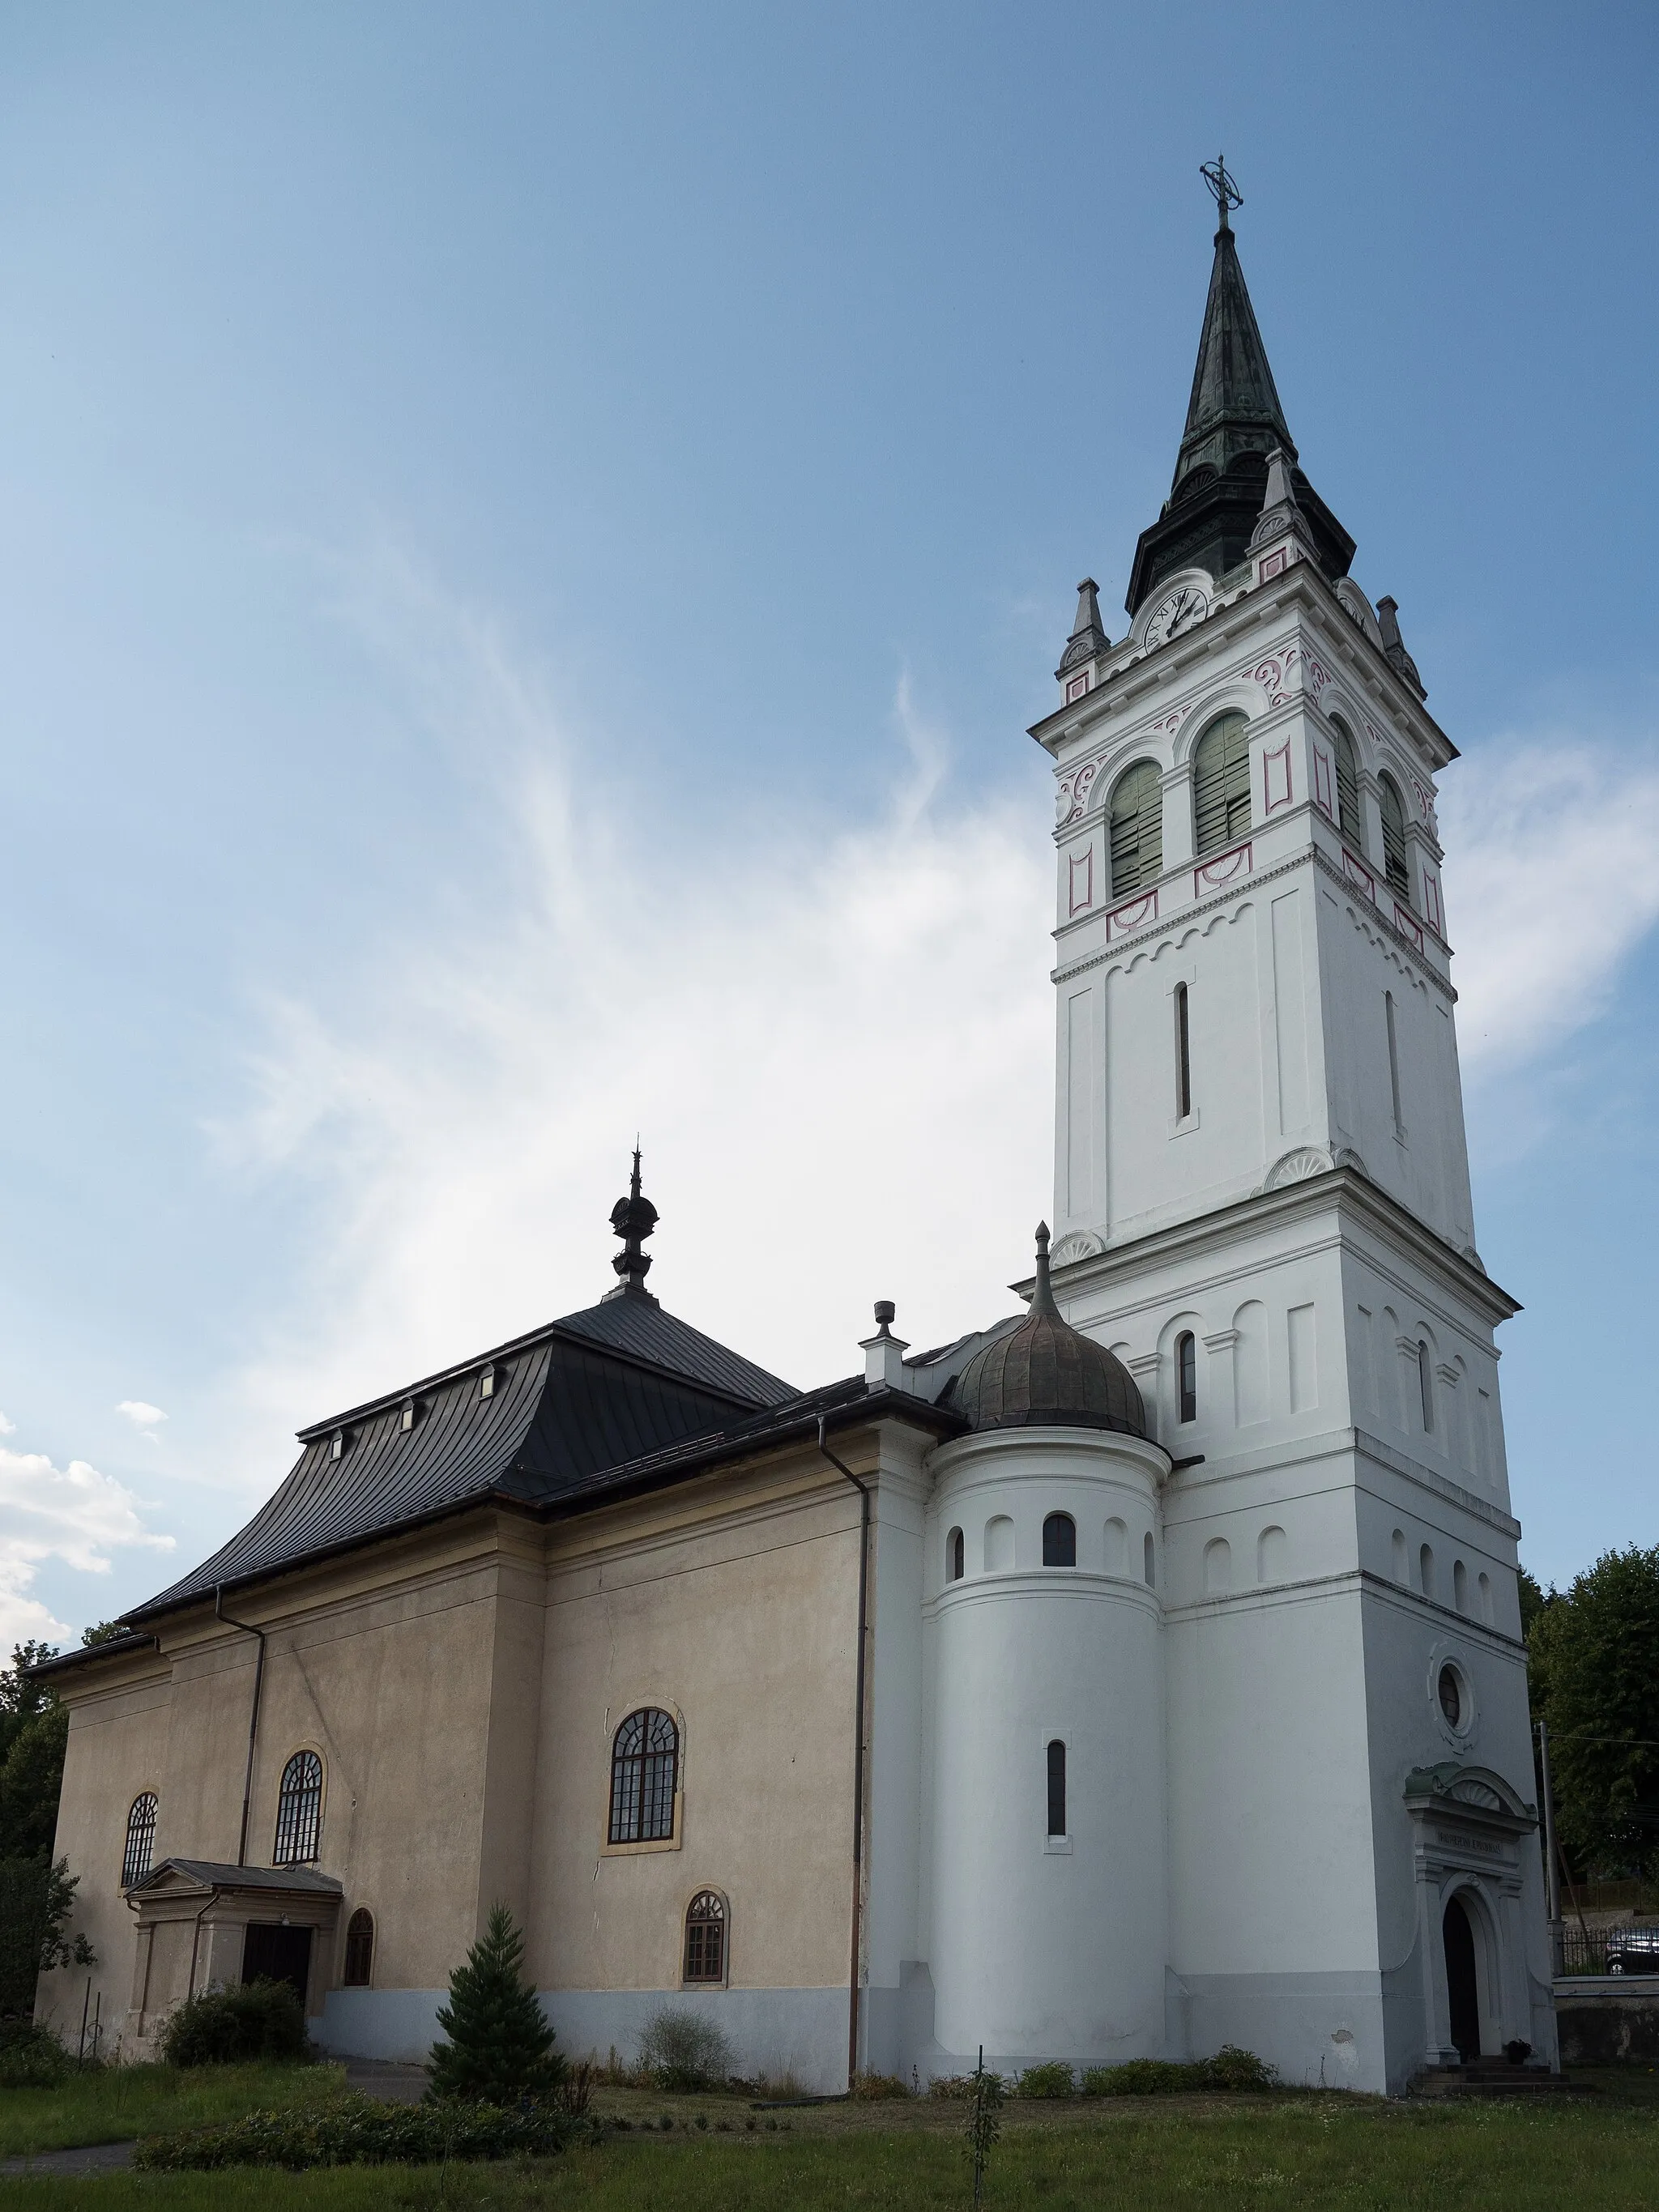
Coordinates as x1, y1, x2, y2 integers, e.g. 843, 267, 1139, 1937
1200, 153, 1243, 233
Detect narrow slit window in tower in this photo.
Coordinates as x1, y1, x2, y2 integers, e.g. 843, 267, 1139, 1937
1175, 983, 1192, 1120
1385, 991, 1403, 1136
1177, 1332, 1196, 1423
1046, 1740, 1067, 1838
1418, 1341, 1434, 1432
947, 1527, 964, 1583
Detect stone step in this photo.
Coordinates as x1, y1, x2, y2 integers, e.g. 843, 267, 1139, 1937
1410, 2065, 1584, 2099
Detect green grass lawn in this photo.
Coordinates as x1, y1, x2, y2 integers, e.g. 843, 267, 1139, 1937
0, 2061, 348, 2157
8, 2082, 1659, 2209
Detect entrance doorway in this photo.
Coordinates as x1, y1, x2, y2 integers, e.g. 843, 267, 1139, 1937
242, 1922, 313, 2010
1442, 1894, 1481, 2061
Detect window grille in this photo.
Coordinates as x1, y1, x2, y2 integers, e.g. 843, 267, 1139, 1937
122, 1792, 157, 1887
683, 1890, 726, 1984
1108, 760, 1162, 895
609, 1707, 679, 1845
1438, 1664, 1461, 1728
1042, 1512, 1077, 1567
274, 1750, 323, 1865
1192, 713, 1251, 858
1046, 1740, 1067, 1838
1177, 1332, 1196, 1424
343, 1907, 374, 1987
947, 1527, 964, 1582
1379, 774, 1410, 899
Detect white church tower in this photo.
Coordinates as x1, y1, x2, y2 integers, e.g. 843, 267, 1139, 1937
1026, 164, 1555, 2088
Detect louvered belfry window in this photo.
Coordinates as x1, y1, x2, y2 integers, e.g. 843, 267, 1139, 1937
122, 1792, 157, 1887
683, 1890, 726, 1984
1192, 713, 1252, 857
1330, 717, 1363, 847
1379, 774, 1411, 901
274, 1750, 323, 1865
1108, 760, 1162, 896
609, 1707, 679, 1845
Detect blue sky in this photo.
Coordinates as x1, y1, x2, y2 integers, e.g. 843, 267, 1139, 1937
1, 2, 1656, 1641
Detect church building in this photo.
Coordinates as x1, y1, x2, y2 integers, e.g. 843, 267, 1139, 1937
38, 173, 1555, 2095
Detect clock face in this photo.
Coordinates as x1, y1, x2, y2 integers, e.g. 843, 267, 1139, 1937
1144, 583, 1209, 649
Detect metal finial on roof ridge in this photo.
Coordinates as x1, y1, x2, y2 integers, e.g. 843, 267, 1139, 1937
1201, 153, 1243, 233
605, 1143, 660, 1303
1031, 1221, 1060, 1319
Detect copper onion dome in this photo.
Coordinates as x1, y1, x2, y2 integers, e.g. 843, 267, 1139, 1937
949, 1225, 1147, 1438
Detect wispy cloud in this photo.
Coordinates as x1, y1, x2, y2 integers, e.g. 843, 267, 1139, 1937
1444, 739, 1659, 1078
116, 1400, 168, 1430
214, 550, 1055, 1448
0, 1449, 175, 1649
0, 1412, 14, 1437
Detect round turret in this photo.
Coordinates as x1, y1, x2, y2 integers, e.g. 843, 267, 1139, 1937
950, 1225, 1146, 1438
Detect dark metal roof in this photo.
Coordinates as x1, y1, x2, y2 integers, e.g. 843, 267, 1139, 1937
132, 1859, 343, 1895
1127, 219, 1354, 615
947, 1228, 1146, 1440
132, 1296, 799, 1622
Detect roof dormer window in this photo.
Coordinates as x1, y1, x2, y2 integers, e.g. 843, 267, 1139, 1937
330, 1430, 348, 1461
400, 1400, 418, 1433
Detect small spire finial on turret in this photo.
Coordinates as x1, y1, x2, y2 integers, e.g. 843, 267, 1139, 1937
1031, 1221, 1060, 1319
1056, 578, 1110, 682
606, 1142, 659, 1302
1200, 153, 1243, 234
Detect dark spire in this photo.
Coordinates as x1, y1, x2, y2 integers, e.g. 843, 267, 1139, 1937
1056, 578, 1109, 680
605, 1146, 659, 1303
1125, 168, 1355, 617
947, 1223, 1145, 1438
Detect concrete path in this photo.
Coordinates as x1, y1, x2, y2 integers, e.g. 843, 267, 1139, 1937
0, 2140, 136, 2176
343, 2057, 428, 2103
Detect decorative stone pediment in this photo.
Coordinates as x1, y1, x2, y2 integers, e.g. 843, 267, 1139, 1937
1050, 1231, 1103, 1268
1261, 1146, 1333, 1193
1403, 1763, 1536, 1831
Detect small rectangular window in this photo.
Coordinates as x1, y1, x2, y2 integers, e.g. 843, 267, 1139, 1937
1046, 1740, 1067, 1838
1177, 1332, 1196, 1424
1175, 983, 1192, 1120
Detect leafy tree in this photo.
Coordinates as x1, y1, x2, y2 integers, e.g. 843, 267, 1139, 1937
0, 1858, 93, 2014
0, 1626, 130, 1862
428, 1904, 565, 2103
1527, 1545, 1659, 1877
1518, 1567, 1551, 1640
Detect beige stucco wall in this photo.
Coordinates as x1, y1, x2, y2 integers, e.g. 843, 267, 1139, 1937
529, 1443, 866, 2001
40, 1429, 883, 2050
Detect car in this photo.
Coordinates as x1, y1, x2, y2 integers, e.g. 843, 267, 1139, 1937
1606, 1925, 1659, 1974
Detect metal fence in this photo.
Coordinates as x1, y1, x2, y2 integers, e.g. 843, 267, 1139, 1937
1554, 1923, 1659, 1976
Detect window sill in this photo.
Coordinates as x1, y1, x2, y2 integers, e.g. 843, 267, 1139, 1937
1043, 1835, 1073, 1856
1167, 1110, 1200, 1140
601, 1833, 682, 1857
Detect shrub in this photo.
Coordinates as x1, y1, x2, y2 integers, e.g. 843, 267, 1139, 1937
928, 2072, 978, 2099
1081, 2044, 1277, 2096
134, 2094, 584, 2171
0, 2018, 70, 2087
429, 1904, 565, 2103
1015, 2061, 1076, 2099
161, 1978, 309, 2067
635, 2007, 734, 2093
850, 2069, 914, 2100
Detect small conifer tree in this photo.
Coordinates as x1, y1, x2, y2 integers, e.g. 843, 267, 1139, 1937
428, 1903, 565, 2103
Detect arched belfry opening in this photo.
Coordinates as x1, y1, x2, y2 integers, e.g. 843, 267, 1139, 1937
1442, 1894, 1481, 2061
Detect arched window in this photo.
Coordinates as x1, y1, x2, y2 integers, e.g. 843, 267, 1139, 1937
608, 1707, 679, 1845
1104, 1517, 1128, 1575
984, 1515, 1015, 1571
1420, 1543, 1435, 1600
1143, 1531, 1156, 1588
1391, 1528, 1408, 1583
947, 1527, 965, 1582
1418, 1341, 1435, 1432
1203, 1536, 1231, 1594
1042, 1512, 1077, 1567
1046, 1740, 1067, 1838
343, 1907, 374, 1988
121, 1792, 157, 1887
273, 1750, 323, 1865
1379, 773, 1410, 900
683, 1890, 727, 1984
1453, 1559, 1469, 1613
1478, 1571, 1493, 1625
1330, 717, 1363, 848
1192, 712, 1252, 857
1109, 760, 1163, 895
1177, 1332, 1196, 1424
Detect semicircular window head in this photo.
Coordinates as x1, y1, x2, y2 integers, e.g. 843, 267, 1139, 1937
343, 1907, 374, 1988
1109, 761, 1163, 896
1192, 712, 1252, 858
122, 1792, 157, 1888
274, 1750, 323, 1866
683, 1890, 727, 1984
608, 1707, 679, 1845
